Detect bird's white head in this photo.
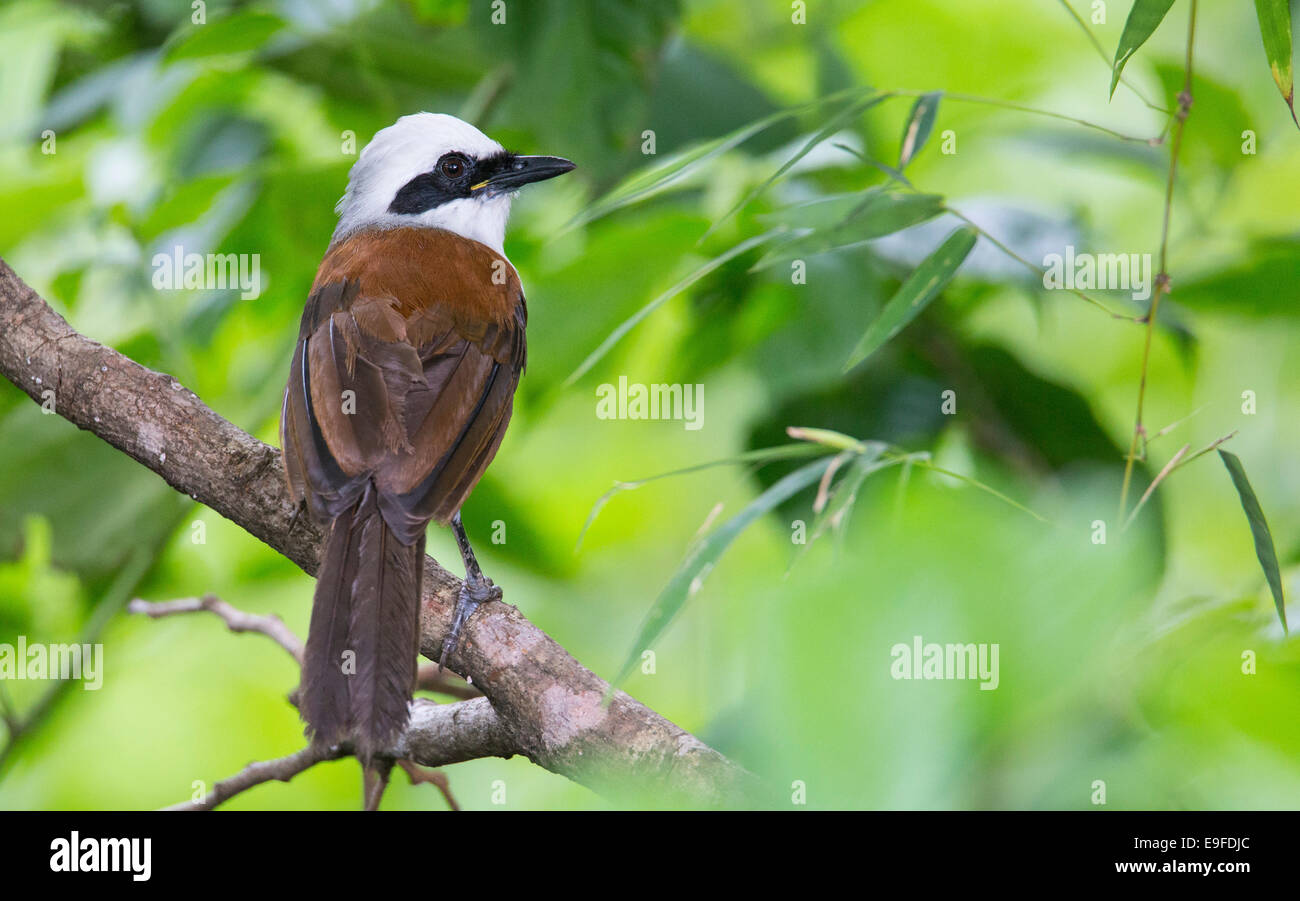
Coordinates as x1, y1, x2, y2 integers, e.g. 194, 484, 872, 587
332, 112, 575, 255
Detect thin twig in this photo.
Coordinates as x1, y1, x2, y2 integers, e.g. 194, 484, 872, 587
832, 141, 1145, 321
1150, 404, 1207, 441
1122, 443, 1189, 531
398, 759, 461, 811
1121, 429, 1238, 531
134, 594, 477, 810
1118, 0, 1197, 522
1168, 430, 1238, 473
128, 595, 304, 664
164, 743, 347, 811
943, 204, 1142, 321
416, 663, 481, 700
924, 90, 1166, 145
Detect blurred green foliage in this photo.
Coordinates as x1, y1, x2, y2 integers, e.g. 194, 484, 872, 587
0, 0, 1297, 809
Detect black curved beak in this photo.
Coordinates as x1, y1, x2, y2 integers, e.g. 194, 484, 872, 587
474, 155, 575, 193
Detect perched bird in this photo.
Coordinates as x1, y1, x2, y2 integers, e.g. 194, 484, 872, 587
279, 113, 574, 760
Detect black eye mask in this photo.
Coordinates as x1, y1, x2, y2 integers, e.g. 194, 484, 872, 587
388, 151, 517, 215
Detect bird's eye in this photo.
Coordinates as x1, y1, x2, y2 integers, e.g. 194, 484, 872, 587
439, 156, 466, 179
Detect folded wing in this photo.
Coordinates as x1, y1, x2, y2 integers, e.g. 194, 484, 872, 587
280, 226, 527, 541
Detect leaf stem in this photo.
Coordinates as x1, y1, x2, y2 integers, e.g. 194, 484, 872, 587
1055, 0, 1173, 114
1118, 0, 1198, 522
942, 205, 1141, 321
900, 90, 1168, 145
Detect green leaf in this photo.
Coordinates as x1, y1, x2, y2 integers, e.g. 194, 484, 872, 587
843, 226, 978, 372
904, 458, 1048, 523
1253, 0, 1298, 126
570, 85, 882, 230
1218, 450, 1287, 630
702, 91, 890, 241
164, 11, 286, 63
785, 426, 868, 452
566, 117, 776, 230
575, 441, 827, 551
563, 230, 778, 386
789, 445, 897, 569
759, 191, 876, 231
769, 187, 947, 236
609, 455, 835, 692
899, 92, 941, 169
1109, 0, 1177, 99
753, 189, 946, 269
834, 188, 947, 236
1176, 240, 1300, 317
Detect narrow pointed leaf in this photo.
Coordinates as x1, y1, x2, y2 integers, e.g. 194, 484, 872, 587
785, 426, 868, 452
845, 190, 945, 234
843, 226, 978, 372
790, 446, 896, 568
703, 92, 890, 241
1218, 450, 1287, 630
754, 189, 946, 269
907, 459, 1048, 522
570, 85, 883, 230
566, 118, 775, 230
1253, 0, 1298, 126
1110, 0, 1177, 99
164, 11, 286, 61
575, 442, 827, 550
899, 92, 942, 169
564, 231, 777, 386
609, 456, 835, 691
758, 190, 881, 231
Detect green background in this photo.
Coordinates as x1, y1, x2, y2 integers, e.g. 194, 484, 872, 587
0, 0, 1297, 809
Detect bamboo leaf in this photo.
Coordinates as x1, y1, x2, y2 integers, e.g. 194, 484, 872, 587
758, 190, 879, 231
785, 426, 867, 452
843, 226, 978, 372
563, 231, 778, 386
575, 442, 827, 551
569, 85, 883, 230
836, 189, 945, 236
1218, 450, 1287, 630
164, 11, 286, 62
905, 458, 1048, 522
1253, 0, 1298, 126
790, 446, 897, 568
753, 189, 945, 269
1110, 0, 1177, 99
609, 456, 835, 692
566, 118, 776, 230
702, 91, 891, 242
899, 92, 942, 169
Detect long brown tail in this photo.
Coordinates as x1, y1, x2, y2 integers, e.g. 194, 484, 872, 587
300, 486, 423, 762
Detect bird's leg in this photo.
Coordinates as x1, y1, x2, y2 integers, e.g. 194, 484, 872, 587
439, 513, 502, 669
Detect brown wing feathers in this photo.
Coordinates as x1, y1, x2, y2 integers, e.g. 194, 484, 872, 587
281, 227, 525, 757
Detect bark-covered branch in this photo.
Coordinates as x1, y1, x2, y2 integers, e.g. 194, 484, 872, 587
163, 697, 508, 811
0, 257, 759, 808
132, 594, 489, 810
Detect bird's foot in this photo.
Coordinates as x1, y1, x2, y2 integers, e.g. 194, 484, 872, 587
438, 574, 501, 670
